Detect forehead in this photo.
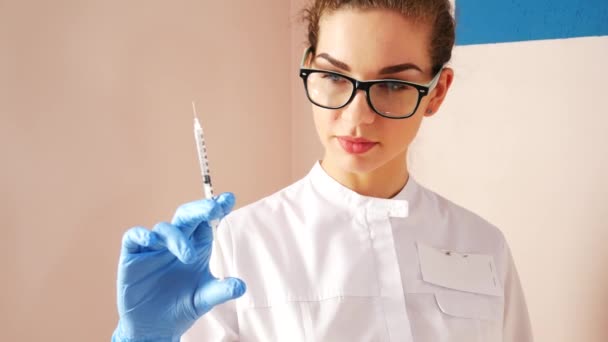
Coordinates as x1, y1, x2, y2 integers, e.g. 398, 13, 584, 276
316, 8, 433, 74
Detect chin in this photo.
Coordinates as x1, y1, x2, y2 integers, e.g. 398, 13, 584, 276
329, 144, 386, 175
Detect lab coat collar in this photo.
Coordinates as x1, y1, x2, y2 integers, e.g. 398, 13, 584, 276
308, 161, 415, 218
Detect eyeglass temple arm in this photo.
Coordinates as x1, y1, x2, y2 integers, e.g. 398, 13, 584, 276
300, 47, 313, 68
428, 67, 443, 92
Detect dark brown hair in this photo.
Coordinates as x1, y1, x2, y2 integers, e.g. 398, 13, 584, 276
301, 0, 455, 75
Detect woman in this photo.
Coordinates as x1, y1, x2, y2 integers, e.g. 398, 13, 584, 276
113, 1, 533, 341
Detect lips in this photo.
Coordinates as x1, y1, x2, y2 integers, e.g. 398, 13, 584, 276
337, 136, 378, 154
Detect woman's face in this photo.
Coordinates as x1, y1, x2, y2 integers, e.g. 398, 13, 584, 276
310, 8, 453, 175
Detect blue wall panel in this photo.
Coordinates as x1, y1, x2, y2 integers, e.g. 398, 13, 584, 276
456, 0, 608, 45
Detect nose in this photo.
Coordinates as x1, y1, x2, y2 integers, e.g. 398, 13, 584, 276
339, 90, 376, 125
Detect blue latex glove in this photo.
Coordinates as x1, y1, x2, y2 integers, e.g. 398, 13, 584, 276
112, 193, 246, 342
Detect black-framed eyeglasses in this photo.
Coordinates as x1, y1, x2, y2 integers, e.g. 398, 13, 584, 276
299, 47, 443, 119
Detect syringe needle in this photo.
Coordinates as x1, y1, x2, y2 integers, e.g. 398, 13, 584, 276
192, 101, 198, 119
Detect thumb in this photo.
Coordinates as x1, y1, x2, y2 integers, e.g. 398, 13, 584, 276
193, 277, 247, 316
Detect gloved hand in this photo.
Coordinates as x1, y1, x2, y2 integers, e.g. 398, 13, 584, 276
112, 192, 246, 342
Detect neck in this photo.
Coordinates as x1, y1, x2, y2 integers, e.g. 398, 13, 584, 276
320, 153, 409, 199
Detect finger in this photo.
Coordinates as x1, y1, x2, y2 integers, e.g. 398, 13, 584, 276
215, 192, 236, 218
171, 199, 218, 237
192, 192, 236, 242
171, 192, 236, 237
193, 277, 247, 316
121, 227, 158, 254
152, 222, 197, 264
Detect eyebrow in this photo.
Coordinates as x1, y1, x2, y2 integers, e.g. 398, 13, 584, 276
315, 52, 423, 75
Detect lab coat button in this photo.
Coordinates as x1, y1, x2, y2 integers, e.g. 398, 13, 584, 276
367, 208, 386, 221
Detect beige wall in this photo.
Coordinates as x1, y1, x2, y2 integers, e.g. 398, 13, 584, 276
290, 0, 324, 178
2, 0, 607, 341
1, 1, 291, 341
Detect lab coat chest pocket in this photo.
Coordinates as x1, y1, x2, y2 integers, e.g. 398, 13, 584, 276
433, 291, 502, 321
416, 242, 503, 297
406, 242, 504, 341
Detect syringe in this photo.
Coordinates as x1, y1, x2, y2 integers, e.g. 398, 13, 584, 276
192, 101, 219, 238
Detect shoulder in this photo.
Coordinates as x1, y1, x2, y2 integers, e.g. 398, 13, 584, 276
222, 176, 309, 231
414, 180, 507, 249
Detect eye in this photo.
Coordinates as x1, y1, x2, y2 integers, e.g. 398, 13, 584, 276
378, 82, 412, 91
321, 73, 347, 83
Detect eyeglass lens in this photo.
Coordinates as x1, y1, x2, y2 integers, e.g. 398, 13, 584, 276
306, 71, 420, 117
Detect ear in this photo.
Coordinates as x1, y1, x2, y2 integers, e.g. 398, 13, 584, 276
424, 67, 454, 117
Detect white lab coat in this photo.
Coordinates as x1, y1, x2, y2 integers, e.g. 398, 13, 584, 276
182, 162, 533, 341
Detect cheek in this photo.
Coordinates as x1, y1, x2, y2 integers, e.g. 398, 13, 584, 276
312, 107, 334, 139
379, 117, 422, 151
